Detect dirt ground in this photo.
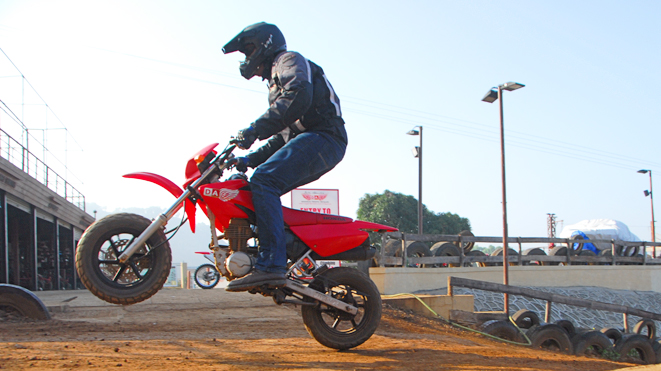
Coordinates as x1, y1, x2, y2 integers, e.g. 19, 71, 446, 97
0, 288, 642, 370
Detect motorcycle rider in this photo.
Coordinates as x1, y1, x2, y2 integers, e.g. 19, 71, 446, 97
222, 22, 347, 291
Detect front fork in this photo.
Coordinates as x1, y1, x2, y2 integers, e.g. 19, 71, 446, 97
118, 159, 228, 264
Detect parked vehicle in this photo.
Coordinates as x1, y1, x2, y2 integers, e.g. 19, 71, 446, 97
75, 140, 396, 350
194, 252, 221, 289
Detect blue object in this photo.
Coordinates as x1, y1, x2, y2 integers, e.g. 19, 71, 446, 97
571, 231, 599, 254
250, 130, 347, 274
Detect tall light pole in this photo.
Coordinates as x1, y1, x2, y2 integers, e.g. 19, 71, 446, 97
638, 169, 656, 256
482, 81, 525, 314
407, 126, 423, 235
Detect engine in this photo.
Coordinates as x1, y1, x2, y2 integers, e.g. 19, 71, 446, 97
225, 251, 254, 277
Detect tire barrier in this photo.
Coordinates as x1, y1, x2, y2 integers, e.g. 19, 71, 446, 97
383, 239, 401, 257
633, 319, 657, 340
600, 327, 623, 345
577, 249, 597, 265
548, 246, 573, 265
653, 339, 661, 364
0, 284, 51, 320
464, 249, 487, 267
430, 242, 461, 268
511, 309, 540, 330
614, 334, 657, 364
455, 230, 475, 253
554, 319, 576, 338
522, 247, 547, 266
526, 324, 573, 354
394, 241, 432, 268
489, 248, 518, 266
572, 331, 613, 357
382, 237, 650, 267
568, 234, 585, 254
480, 320, 525, 343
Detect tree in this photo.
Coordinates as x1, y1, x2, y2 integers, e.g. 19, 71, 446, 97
357, 190, 471, 235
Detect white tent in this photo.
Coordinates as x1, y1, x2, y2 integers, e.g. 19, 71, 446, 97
559, 219, 640, 251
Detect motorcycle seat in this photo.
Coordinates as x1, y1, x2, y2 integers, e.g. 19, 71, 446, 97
282, 207, 353, 226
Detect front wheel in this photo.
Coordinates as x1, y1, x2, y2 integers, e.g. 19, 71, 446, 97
194, 264, 220, 289
75, 213, 172, 305
301, 267, 381, 350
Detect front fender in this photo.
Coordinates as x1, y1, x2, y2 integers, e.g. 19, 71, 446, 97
123, 172, 197, 232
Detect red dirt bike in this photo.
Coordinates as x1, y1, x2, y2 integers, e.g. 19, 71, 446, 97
75, 140, 397, 350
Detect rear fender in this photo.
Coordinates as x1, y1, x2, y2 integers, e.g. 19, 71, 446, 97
123, 172, 197, 232
290, 220, 397, 257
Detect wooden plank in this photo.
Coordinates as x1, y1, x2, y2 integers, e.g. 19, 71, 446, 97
381, 253, 661, 266
448, 276, 661, 321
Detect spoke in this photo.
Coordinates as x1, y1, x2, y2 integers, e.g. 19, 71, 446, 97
129, 262, 144, 279
108, 236, 123, 257
331, 318, 341, 329
351, 318, 358, 328
112, 265, 127, 282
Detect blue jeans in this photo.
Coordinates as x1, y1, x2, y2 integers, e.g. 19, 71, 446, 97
249, 130, 346, 274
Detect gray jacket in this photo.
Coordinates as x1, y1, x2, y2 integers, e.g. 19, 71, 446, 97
247, 51, 346, 167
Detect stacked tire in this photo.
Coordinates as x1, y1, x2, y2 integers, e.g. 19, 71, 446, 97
480, 312, 659, 365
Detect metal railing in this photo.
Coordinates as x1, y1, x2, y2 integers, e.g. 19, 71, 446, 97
379, 232, 661, 267
0, 128, 85, 211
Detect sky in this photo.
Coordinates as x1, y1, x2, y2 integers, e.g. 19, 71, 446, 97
1, 0, 661, 266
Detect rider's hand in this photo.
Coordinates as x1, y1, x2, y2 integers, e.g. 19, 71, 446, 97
236, 126, 257, 150
229, 157, 251, 173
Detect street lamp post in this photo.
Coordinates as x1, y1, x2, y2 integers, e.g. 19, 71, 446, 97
482, 81, 525, 315
407, 126, 423, 235
638, 169, 656, 257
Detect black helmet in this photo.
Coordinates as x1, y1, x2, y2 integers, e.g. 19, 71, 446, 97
223, 22, 287, 80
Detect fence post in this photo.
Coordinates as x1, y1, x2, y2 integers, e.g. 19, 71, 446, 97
401, 232, 407, 268
611, 240, 617, 265
545, 301, 552, 323
623, 313, 629, 333
379, 233, 386, 267
642, 242, 647, 265
459, 241, 465, 267
518, 238, 523, 266
447, 276, 453, 296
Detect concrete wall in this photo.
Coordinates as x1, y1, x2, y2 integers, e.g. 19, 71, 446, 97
370, 265, 661, 295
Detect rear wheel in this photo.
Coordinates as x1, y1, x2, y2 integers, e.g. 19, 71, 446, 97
194, 264, 220, 289
301, 267, 381, 350
75, 213, 172, 305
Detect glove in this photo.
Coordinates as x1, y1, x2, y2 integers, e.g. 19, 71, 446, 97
229, 157, 251, 173
236, 126, 257, 150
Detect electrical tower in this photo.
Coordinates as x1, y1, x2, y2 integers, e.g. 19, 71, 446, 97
547, 213, 557, 248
